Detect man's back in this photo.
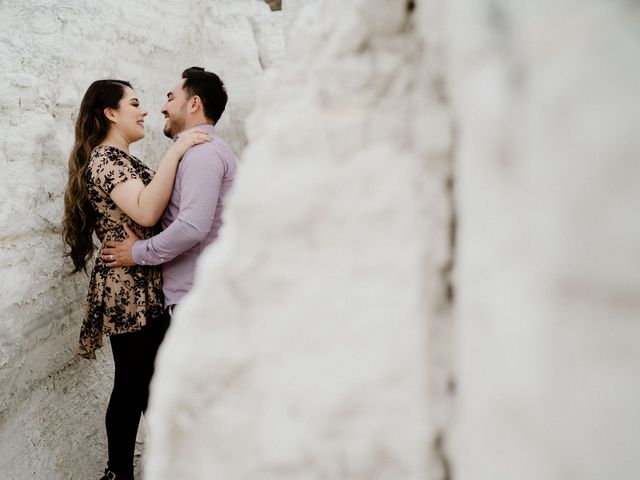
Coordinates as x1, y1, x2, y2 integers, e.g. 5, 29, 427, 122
132, 123, 237, 306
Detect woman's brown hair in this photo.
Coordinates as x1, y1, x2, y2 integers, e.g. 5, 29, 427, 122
62, 79, 131, 273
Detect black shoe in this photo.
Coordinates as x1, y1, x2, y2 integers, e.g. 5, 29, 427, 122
100, 470, 117, 480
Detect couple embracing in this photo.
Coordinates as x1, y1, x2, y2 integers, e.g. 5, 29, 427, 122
62, 67, 237, 480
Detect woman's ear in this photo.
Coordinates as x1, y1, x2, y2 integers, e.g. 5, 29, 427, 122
103, 107, 117, 123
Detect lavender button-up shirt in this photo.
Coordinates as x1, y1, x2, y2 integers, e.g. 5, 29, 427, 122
132, 124, 237, 307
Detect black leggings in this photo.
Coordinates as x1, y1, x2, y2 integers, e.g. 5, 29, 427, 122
105, 313, 170, 480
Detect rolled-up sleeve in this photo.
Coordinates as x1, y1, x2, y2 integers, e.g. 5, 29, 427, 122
132, 146, 225, 266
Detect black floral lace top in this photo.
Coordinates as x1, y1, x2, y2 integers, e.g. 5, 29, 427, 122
78, 145, 163, 359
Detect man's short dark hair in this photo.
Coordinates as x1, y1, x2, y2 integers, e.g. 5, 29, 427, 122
182, 67, 228, 124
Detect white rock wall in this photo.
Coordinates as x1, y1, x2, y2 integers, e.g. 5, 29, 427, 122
0, 1, 282, 479
146, 0, 640, 479
448, 1, 640, 479
146, 0, 454, 478
281, 0, 320, 45
4, 0, 637, 478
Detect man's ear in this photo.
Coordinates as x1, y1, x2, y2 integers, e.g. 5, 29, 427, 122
103, 107, 117, 123
188, 95, 201, 114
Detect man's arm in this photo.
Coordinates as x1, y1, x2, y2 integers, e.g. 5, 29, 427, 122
102, 146, 225, 267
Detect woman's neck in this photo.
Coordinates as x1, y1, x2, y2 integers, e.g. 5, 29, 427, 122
100, 131, 129, 153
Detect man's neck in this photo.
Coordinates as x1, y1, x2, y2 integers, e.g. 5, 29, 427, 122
173, 122, 215, 141
184, 118, 215, 131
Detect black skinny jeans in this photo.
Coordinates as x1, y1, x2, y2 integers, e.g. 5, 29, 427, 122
105, 312, 170, 480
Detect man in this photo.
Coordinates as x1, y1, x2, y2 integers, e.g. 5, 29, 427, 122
102, 67, 237, 318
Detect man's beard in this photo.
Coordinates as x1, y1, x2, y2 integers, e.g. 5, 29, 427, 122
163, 113, 186, 139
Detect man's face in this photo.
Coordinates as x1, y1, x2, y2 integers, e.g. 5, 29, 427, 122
161, 79, 189, 138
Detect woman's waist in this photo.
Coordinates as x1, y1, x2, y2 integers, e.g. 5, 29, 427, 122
98, 219, 157, 241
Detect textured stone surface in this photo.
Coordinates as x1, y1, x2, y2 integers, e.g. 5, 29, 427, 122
4, 0, 639, 478
145, 0, 640, 479
448, 1, 640, 479
0, 1, 282, 479
265, 0, 282, 11
145, 0, 454, 479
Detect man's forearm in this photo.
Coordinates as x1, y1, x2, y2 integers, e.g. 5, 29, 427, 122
131, 217, 209, 266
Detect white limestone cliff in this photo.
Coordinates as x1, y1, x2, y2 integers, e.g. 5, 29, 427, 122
0, 1, 282, 478
2, 0, 639, 479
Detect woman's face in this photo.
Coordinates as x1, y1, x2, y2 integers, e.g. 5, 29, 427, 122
109, 86, 148, 144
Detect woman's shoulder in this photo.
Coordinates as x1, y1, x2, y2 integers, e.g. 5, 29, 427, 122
91, 145, 128, 161
89, 145, 136, 171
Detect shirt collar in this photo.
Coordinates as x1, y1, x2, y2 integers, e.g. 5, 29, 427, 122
174, 123, 216, 140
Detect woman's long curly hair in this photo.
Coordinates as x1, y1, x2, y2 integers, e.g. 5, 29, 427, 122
62, 79, 131, 273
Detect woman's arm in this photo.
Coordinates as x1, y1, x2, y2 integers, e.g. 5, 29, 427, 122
109, 129, 211, 227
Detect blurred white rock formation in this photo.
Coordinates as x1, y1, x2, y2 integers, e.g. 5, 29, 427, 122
447, 1, 640, 479
146, 0, 640, 479
146, 0, 453, 478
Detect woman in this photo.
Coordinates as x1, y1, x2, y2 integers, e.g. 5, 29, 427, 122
62, 79, 210, 480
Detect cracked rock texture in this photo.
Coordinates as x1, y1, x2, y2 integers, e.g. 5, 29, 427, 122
0, 1, 282, 479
